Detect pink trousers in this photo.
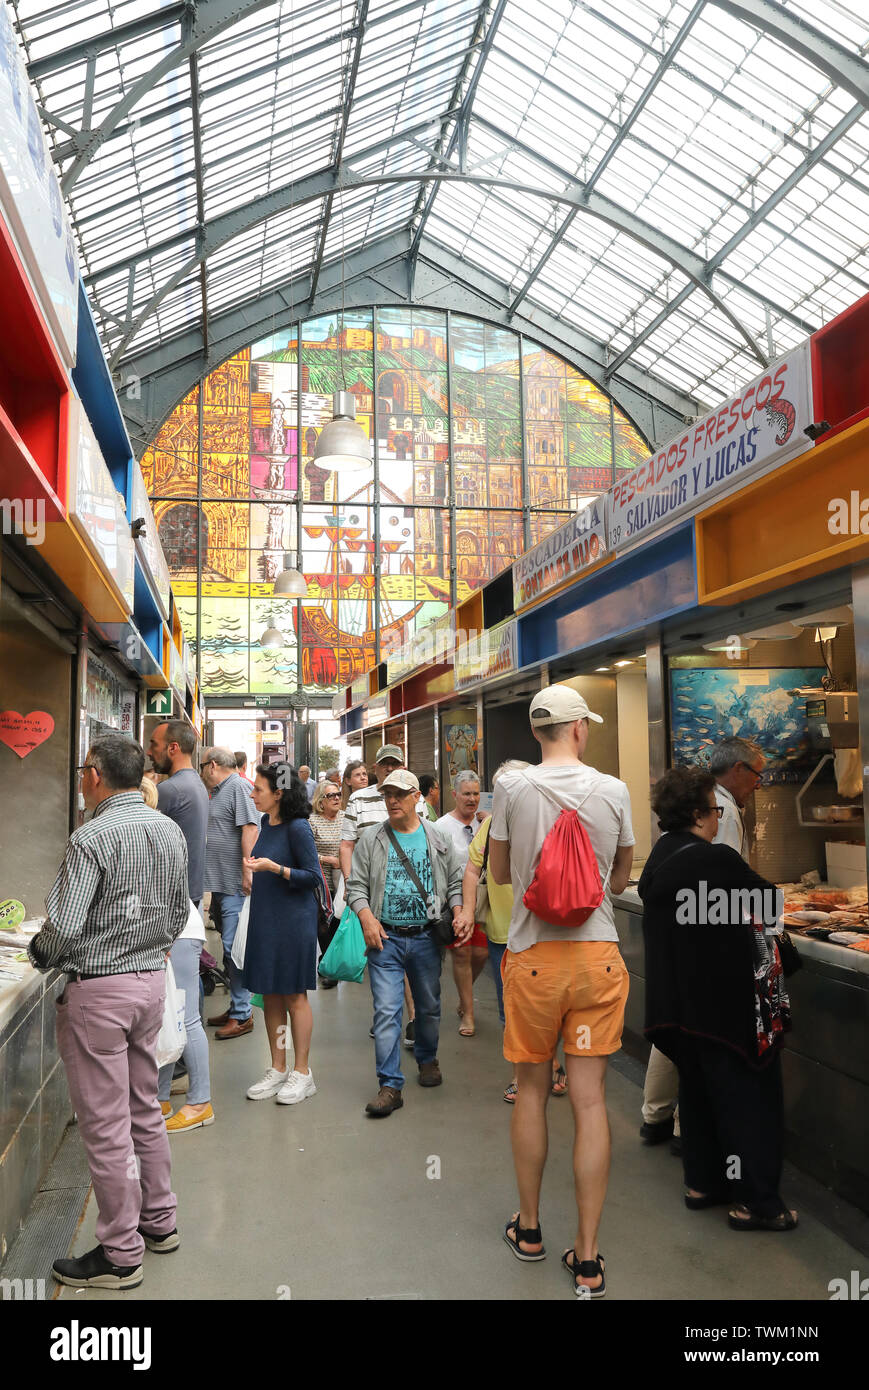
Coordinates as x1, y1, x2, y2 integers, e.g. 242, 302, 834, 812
56, 970, 177, 1265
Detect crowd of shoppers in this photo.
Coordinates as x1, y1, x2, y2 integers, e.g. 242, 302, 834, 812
33, 685, 796, 1293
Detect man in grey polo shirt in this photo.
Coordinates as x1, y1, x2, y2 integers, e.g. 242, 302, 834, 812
201, 747, 259, 1038
148, 720, 209, 904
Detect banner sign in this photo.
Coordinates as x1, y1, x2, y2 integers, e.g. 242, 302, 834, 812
513, 499, 607, 611
69, 398, 135, 612
0, 3, 78, 364
350, 674, 369, 707
455, 619, 518, 690
386, 611, 455, 686
364, 693, 388, 727
607, 344, 813, 551
131, 465, 171, 621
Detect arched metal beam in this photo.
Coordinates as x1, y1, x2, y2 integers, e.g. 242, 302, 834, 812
713, 0, 869, 109
106, 164, 769, 369
114, 232, 698, 457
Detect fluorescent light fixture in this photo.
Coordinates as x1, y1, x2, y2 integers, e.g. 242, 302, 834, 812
702, 635, 757, 652
789, 604, 853, 630
743, 622, 800, 640
595, 666, 611, 672
614, 659, 633, 667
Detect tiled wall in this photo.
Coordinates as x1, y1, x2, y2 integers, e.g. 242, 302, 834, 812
0, 974, 72, 1264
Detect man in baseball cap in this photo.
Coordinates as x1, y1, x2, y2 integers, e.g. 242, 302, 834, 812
346, 765, 471, 1116
488, 683, 635, 1295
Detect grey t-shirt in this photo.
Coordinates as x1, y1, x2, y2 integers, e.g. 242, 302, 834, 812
157, 768, 210, 901
204, 771, 258, 896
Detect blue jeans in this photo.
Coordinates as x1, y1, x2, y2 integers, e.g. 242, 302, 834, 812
367, 930, 442, 1091
158, 938, 211, 1104
487, 939, 507, 1025
212, 890, 251, 1021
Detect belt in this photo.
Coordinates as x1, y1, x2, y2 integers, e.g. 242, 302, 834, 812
66, 969, 160, 982
381, 922, 430, 937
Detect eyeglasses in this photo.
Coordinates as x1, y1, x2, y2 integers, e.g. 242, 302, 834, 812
738, 761, 764, 783
200, 759, 214, 770
707, 804, 724, 819
324, 792, 341, 800
77, 763, 96, 776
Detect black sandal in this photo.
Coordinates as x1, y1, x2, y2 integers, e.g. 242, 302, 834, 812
503, 1214, 546, 1262
562, 1248, 606, 1298
684, 1190, 730, 1210
728, 1203, 798, 1231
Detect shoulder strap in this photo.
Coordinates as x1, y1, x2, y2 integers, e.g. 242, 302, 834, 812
384, 824, 432, 903
481, 821, 491, 874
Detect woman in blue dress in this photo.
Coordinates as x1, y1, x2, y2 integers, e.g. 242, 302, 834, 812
241, 762, 324, 1106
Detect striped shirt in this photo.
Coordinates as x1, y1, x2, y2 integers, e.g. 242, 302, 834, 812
28, 792, 189, 976
341, 785, 427, 843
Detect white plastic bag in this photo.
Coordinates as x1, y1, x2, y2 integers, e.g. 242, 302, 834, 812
156, 961, 186, 1068
230, 895, 251, 969
331, 875, 345, 922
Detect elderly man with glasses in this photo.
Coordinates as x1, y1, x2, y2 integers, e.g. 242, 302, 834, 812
709, 737, 766, 859
29, 735, 189, 1290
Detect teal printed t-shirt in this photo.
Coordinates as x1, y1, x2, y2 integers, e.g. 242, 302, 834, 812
382, 825, 433, 926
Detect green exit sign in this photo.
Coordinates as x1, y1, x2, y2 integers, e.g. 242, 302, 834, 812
146, 690, 172, 717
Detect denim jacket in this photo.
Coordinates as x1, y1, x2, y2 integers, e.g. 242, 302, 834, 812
346, 818, 465, 922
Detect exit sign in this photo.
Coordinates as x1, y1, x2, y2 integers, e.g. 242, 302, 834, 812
146, 690, 172, 717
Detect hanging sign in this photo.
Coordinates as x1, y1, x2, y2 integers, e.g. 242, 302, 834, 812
513, 499, 607, 611
455, 619, 518, 690
0, 710, 55, 758
120, 691, 136, 737
606, 344, 813, 551
146, 690, 172, 717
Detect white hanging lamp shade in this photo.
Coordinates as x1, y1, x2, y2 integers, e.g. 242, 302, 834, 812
272, 564, 308, 597
312, 391, 371, 470
260, 625, 285, 649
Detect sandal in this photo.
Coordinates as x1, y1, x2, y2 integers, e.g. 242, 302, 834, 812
504, 1214, 546, 1262
551, 1065, 567, 1096
459, 1022, 475, 1037
503, 1082, 518, 1104
684, 1190, 730, 1210
728, 1203, 798, 1231
562, 1248, 606, 1298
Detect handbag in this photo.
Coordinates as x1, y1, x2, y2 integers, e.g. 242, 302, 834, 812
318, 905, 368, 982
474, 826, 491, 923
229, 895, 250, 969
315, 870, 339, 955
776, 930, 802, 977
383, 825, 454, 945
155, 962, 186, 1068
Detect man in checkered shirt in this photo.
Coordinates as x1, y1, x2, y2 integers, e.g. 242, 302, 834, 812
28, 734, 189, 1291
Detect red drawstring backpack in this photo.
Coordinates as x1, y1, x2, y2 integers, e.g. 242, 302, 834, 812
521, 774, 612, 927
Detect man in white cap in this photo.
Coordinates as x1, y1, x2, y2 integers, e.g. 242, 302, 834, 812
346, 769, 471, 1116
489, 684, 634, 1298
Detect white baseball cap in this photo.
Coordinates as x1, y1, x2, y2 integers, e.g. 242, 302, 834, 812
380, 768, 420, 794
529, 684, 603, 727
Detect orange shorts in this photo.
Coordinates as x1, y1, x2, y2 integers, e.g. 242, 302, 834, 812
502, 940, 629, 1064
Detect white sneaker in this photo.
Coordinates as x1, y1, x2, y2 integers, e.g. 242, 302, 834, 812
246, 1067, 288, 1100
275, 1069, 317, 1105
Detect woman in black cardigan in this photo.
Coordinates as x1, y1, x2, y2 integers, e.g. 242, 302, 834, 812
638, 766, 796, 1231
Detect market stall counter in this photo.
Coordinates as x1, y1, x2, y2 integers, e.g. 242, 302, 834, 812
0, 922, 71, 1264
613, 888, 869, 1215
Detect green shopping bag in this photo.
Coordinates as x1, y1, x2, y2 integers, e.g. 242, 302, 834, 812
251, 994, 264, 1010
318, 905, 368, 983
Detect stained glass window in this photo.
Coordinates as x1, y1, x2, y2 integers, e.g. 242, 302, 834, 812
141, 308, 648, 696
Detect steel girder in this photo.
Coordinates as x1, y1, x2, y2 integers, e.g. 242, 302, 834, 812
114, 231, 698, 458
509, 0, 708, 316
605, 101, 866, 377
714, 0, 869, 109
103, 157, 779, 367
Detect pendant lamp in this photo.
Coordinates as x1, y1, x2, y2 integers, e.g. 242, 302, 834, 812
312, 391, 371, 470
272, 557, 308, 597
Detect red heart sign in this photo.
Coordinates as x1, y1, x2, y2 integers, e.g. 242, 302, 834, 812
0, 711, 55, 758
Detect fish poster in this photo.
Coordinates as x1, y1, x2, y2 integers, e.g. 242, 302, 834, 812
670, 668, 826, 783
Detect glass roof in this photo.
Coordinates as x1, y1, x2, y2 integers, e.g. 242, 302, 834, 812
13, 0, 869, 411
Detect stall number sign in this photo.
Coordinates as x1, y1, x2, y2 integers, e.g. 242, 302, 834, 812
607, 344, 813, 550
146, 690, 172, 717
